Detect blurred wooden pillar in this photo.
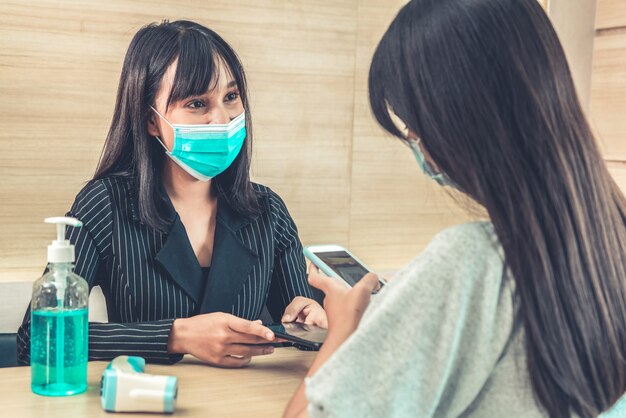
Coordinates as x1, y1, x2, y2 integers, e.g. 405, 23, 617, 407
548, 0, 598, 111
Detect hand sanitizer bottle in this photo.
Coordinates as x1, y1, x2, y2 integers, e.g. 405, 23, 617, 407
31, 217, 89, 396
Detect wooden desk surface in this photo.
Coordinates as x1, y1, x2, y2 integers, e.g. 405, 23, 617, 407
0, 348, 315, 418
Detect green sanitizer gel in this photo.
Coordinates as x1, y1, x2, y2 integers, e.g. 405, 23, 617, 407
30, 217, 89, 396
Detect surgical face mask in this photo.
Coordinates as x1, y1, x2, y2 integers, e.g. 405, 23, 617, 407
406, 138, 456, 187
150, 106, 246, 181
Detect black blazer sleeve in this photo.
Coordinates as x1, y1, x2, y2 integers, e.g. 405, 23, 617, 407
17, 181, 182, 365
265, 190, 313, 321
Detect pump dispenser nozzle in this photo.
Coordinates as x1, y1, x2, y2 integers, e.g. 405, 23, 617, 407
45, 217, 82, 263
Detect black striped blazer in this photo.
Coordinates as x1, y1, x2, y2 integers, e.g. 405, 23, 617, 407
17, 176, 313, 365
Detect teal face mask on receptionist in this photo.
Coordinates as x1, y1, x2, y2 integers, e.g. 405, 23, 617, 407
150, 107, 246, 181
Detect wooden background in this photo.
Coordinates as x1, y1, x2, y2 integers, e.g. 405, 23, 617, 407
0, 0, 466, 282
0, 0, 623, 284
592, 0, 626, 190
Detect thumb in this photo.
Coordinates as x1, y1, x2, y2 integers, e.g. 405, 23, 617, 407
354, 273, 382, 295
282, 297, 311, 322
307, 264, 335, 294
307, 271, 328, 293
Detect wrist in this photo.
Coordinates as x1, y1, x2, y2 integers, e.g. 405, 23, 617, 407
167, 318, 188, 354
306, 326, 352, 378
324, 327, 352, 350
326, 320, 357, 342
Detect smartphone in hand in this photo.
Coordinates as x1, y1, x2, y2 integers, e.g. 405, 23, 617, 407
266, 322, 327, 351
304, 244, 386, 290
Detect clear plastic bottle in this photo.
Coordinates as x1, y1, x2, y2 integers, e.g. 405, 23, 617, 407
30, 217, 89, 396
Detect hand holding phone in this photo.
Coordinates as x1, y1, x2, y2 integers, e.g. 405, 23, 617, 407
266, 323, 327, 351
303, 244, 386, 290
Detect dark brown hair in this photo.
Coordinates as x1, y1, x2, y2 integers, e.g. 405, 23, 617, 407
369, 0, 626, 416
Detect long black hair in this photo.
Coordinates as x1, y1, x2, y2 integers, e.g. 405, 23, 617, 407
369, 0, 626, 416
95, 20, 260, 232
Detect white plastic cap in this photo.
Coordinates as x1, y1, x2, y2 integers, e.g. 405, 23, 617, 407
45, 217, 83, 263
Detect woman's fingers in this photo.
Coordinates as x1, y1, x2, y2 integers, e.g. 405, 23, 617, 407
218, 355, 252, 368
303, 307, 328, 328
282, 296, 311, 322
308, 263, 320, 274
354, 273, 383, 295
229, 331, 278, 344
308, 270, 349, 295
226, 343, 275, 358
307, 271, 325, 291
227, 316, 275, 342
306, 263, 330, 292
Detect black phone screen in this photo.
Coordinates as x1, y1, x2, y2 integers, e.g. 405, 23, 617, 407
268, 323, 327, 349
315, 251, 370, 286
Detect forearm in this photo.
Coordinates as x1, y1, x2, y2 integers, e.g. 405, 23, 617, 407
18, 317, 183, 365
89, 319, 183, 364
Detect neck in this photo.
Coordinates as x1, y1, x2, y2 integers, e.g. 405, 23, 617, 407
162, 159, 215, 205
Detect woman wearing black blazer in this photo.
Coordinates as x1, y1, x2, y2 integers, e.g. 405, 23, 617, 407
17, 20, 325, 367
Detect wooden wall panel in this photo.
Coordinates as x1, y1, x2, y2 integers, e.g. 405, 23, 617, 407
345, 0, 470, 272
593, 0, 626, 222
548, 0, 597, 110
0, 0, 358, 281
608, 161, 626, 193
1, 0, 603, 283
590, 33, 626, 161
596, 0, 626, 30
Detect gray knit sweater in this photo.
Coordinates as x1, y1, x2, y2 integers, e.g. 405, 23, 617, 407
305, 222, 626, 417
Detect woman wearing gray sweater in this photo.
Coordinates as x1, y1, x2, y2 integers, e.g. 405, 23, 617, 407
285, 0, 626, 417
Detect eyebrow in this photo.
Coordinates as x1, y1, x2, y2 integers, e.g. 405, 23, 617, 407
184, 80, 238, 101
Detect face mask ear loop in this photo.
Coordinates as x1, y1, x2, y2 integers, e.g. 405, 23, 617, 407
149, 105, 174, 129
230, 111, 246, 127
153, 135, 171, 153
149, 105, 175, 153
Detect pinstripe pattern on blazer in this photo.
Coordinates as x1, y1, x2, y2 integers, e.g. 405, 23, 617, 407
17, 175, 313, 365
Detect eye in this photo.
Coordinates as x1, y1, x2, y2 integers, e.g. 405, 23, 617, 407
225, 91, 240, 102
186, 99, 206, 109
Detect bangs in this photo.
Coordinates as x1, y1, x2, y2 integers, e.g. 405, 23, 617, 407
368, 22, 421, 143
369, 43, 401, 139
166, 28, 240, 108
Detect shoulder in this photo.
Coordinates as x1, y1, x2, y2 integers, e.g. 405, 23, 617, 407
411, 221, 503, 277
249, 183, 301, 246
69, 176, 131, 224
365, 221, 515, 371
375, 221, 509, 319
420, 220, 503, 276
251, 182, 292, 218
429, 221, 500, 255
72, 176, 130, 205
422, 222, 504, 263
